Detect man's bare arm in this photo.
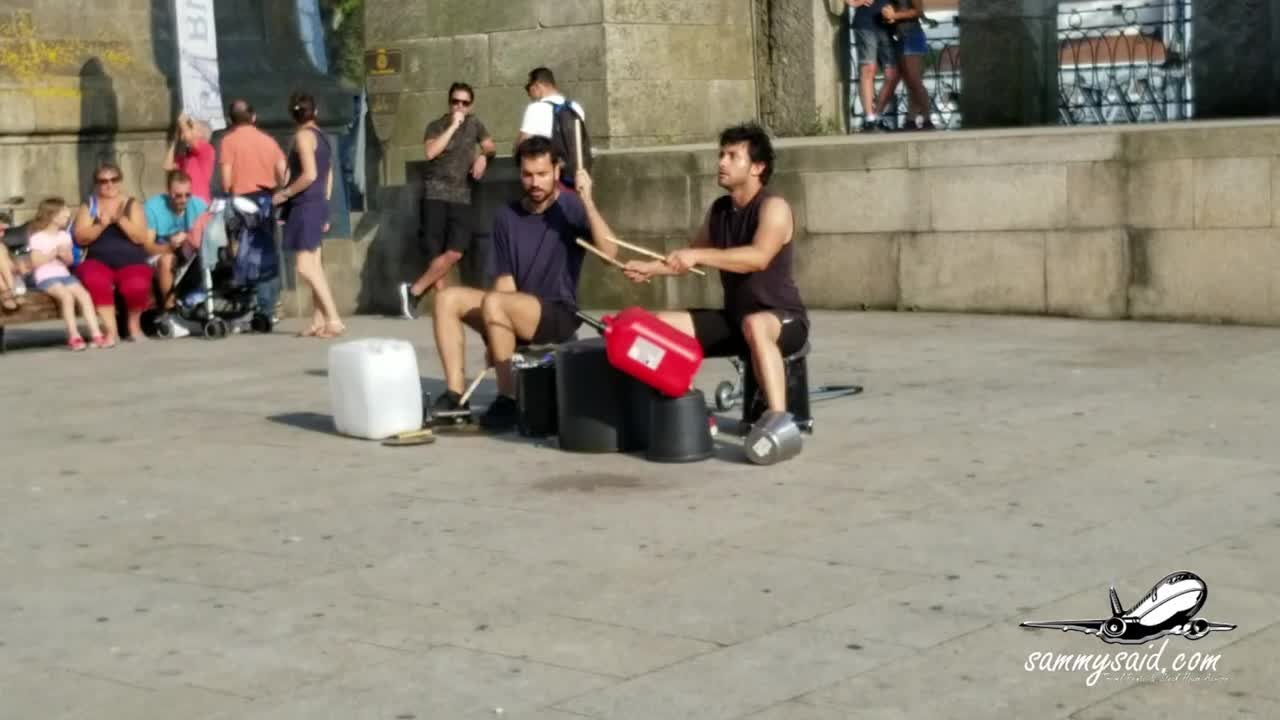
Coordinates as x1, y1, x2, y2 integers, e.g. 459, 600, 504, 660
573, 169, 618, 260
425, 121, 461, 160
684, 197, 791, 274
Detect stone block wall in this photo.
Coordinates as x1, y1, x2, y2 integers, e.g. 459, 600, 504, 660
353, 119, 1280, 327
363, 0, 758, 187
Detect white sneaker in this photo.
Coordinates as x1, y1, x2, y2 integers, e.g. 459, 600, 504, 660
164, 315, 191, 339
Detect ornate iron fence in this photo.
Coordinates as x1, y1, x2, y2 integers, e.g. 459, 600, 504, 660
846, 1, 1193, 131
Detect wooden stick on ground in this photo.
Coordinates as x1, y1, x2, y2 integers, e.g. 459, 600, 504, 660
607, 235, 708, 277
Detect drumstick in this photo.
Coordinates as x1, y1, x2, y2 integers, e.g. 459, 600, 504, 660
576, 237, 626, 270
576, 238, 651, 284
574, 116, 584, 173
458, 366, 489, 406
607, 235, 708, 277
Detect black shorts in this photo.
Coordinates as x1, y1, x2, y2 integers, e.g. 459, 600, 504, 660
420, 198, 472, 257
689, 308, 809, 358
526, 299, 581, 345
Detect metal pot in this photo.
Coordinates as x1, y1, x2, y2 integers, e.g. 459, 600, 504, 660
744, 410, 803, 465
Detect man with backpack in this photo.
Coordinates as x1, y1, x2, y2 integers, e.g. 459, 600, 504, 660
515, 67, 590, 189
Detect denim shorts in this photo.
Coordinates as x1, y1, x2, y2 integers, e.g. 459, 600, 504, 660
898, 27, 928, 56
36, 275, 80, 291
855, 27, 896, 68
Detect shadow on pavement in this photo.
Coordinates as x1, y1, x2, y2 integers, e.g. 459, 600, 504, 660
267, 412, 341, 436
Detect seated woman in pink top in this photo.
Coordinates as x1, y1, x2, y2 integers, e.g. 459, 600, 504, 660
26, 197, 108, 350
163, 112, 216, 204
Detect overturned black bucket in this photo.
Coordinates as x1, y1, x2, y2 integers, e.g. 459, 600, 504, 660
621, 375, 656, 453
555, 337, 627, 453
646, 389, 715, 463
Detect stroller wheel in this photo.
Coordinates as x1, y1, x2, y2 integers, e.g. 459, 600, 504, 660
203, 318, 229, 339
714, 381, 738, 411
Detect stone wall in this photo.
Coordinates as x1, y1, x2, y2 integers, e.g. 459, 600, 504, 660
0, 4, 352, 220
362, 0, 758, 187
752, 0, 847, 136
352, 119, 1280, 327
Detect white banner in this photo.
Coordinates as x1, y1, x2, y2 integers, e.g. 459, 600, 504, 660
174, 0, 226, 130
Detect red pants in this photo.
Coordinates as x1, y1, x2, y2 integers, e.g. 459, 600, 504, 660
75, 259, 153, 311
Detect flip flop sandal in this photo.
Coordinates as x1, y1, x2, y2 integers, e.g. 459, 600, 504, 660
382, 429, 436, 446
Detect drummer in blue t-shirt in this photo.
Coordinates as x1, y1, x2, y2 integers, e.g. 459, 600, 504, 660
428, 135, 620, 431
144, 169, 207, 310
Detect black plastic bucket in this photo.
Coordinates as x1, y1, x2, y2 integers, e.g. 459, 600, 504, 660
646, 389, 715, 463
555, 338, 626, 453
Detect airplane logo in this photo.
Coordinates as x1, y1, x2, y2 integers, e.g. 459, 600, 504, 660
1021, 571, 1237, 645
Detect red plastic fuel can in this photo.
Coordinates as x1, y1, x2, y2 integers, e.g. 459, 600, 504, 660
601, 307, 704, 398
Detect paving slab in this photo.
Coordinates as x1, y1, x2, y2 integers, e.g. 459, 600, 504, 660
2, 311, 1279, 719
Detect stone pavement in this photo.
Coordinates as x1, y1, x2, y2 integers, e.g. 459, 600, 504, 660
1, 311, 1278, 720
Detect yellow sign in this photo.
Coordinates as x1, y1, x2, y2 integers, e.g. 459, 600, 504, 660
365, 48, 402, 76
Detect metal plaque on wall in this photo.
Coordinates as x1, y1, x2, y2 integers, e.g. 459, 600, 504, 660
368, 92, 400, 142
365, 48, 403, 76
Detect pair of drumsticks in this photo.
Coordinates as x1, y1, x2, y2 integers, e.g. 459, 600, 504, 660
576, 237, 708, 278
567, 117, 707, 279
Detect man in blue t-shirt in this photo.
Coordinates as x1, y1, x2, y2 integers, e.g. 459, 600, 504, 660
144, 169, 207, 309
429, 135, 619, 430
848, 0, 899, 132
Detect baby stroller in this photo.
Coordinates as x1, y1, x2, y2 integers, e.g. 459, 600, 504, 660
153, 194, 278, 339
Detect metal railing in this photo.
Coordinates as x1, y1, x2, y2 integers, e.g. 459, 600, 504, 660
846, 1, 1193, 131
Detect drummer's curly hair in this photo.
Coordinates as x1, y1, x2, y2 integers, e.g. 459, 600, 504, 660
719, 122, 775, 185
515, 135, 562, 167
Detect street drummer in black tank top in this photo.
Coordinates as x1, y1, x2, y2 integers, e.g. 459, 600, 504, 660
575, 122, 808, 417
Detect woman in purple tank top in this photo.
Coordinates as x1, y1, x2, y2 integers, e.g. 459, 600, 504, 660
273, 92, 344, 338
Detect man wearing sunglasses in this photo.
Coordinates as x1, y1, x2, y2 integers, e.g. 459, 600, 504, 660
398, 82, 496, 319
144, 170, 207, 316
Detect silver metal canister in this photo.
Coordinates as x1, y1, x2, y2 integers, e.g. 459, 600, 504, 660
744, 410, 803, 465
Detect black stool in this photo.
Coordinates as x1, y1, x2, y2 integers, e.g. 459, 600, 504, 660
714, 343, 813, 434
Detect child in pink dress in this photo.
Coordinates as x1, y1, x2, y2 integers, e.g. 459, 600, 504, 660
27, 198, 108, 350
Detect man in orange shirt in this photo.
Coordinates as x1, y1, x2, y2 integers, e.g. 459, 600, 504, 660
220, 100, 287, 196
219, 99, 287, 324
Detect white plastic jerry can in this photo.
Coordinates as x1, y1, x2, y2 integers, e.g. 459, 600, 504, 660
328, 338, 424, 439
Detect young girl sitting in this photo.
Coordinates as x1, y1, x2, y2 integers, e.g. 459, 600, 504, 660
27, 198, 109, 350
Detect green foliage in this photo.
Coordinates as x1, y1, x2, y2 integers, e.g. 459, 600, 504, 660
799, 110, 844, 137
320, 0, 365, 86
